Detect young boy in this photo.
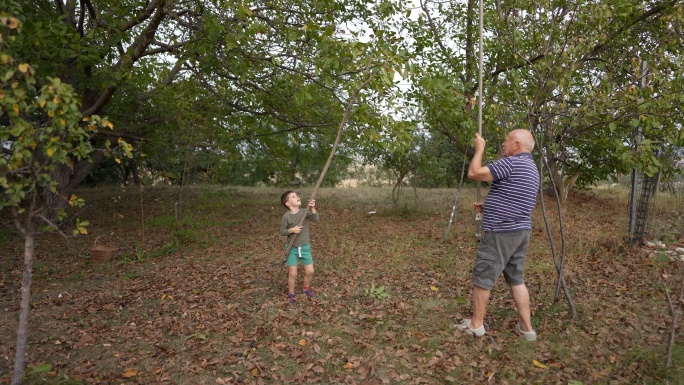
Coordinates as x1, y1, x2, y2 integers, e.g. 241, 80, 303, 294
279, 191, 320, 305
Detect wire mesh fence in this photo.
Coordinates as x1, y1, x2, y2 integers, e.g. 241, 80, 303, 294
629, 172, 684, 245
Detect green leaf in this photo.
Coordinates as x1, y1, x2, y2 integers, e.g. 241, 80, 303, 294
31, 363, 52, 373
2, 69, 15, 81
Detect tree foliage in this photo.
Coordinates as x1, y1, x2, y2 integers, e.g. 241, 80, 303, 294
6, 0, 412, 192
0, 12, 126, 384
0, 14, 121, 232
401, 0, 684, 200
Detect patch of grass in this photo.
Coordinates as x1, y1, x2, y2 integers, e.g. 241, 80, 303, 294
62, 272, 85, 283
0, 226, 15, 246
23, 374, 84, 385
146, 214, 178, 228
121, 272, 141, 280
622, 346, 679, 384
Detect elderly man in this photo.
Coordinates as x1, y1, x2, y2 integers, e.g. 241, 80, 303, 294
456, 129, 540, 341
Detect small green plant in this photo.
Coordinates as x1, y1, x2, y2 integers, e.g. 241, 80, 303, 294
122, 273, 141, 280
134, 242, 145, 261
121, 242, 146, 264
364, 283, 390, 300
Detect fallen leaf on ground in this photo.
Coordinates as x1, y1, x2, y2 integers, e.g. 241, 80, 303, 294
533, 359, 547, 369
121, 369, 137, 378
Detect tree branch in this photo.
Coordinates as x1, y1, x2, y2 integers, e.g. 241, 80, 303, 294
230, 123, 334, 142
141, 39, 195, 57
168, 10, 203, 32
65, 0, 77, 26
579, 0, 677, 63
37, 214, 71, 240
83, 2, 169, 116
118, 0, 159, 33
420, 0, 461, 73
77, 0, 85, 35
436, 119, 471, 156
11, 207, 26, 236
66, 149, 106, 193
160, 59, 185, 86
490, 53, 546, 78
54, 0, 65, 14
491, 0, 676, 80
83, 0, 97, 20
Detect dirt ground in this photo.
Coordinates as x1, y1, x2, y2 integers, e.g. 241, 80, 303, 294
1, 186, 683, 384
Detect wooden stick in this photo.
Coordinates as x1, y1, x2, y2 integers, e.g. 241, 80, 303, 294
282, 69, 379, 262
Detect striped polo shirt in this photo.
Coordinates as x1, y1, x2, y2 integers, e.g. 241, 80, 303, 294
482, 153, 539, 232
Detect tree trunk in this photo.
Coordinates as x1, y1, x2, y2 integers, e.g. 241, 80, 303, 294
130, 158, 141, 186
410, 169, 418, 207
41, 165, 71, 223
11, 212, 36, 385
552, 171, 570, 202
42, 150, 105, 222
391, 172, 406, 207
546, 160, 580, 202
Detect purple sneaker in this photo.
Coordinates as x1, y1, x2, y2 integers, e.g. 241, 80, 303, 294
303, 288, 318, 300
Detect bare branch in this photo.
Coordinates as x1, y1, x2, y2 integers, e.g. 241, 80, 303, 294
37, 214, 71, 241
10, 207, 26, 236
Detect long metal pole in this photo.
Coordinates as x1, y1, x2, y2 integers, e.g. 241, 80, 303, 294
475, 0, 484, 238
628, 60, 647, 243
477, 0, 484, 138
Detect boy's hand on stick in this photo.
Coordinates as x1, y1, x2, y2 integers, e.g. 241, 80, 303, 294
290, 226, 303, 234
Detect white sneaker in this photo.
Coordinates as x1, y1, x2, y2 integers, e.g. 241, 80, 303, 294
515, 324, 537, 341
455, 319, 486, 337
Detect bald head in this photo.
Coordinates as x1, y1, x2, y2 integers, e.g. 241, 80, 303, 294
509, 129, 535, 153
500, 129, 535, 157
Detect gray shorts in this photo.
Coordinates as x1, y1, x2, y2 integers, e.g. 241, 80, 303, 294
471, 230, 531, 290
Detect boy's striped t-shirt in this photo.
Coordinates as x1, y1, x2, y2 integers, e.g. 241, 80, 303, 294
482, 153, 539, 232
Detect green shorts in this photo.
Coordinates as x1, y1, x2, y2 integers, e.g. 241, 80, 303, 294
285, 243, 314, 267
